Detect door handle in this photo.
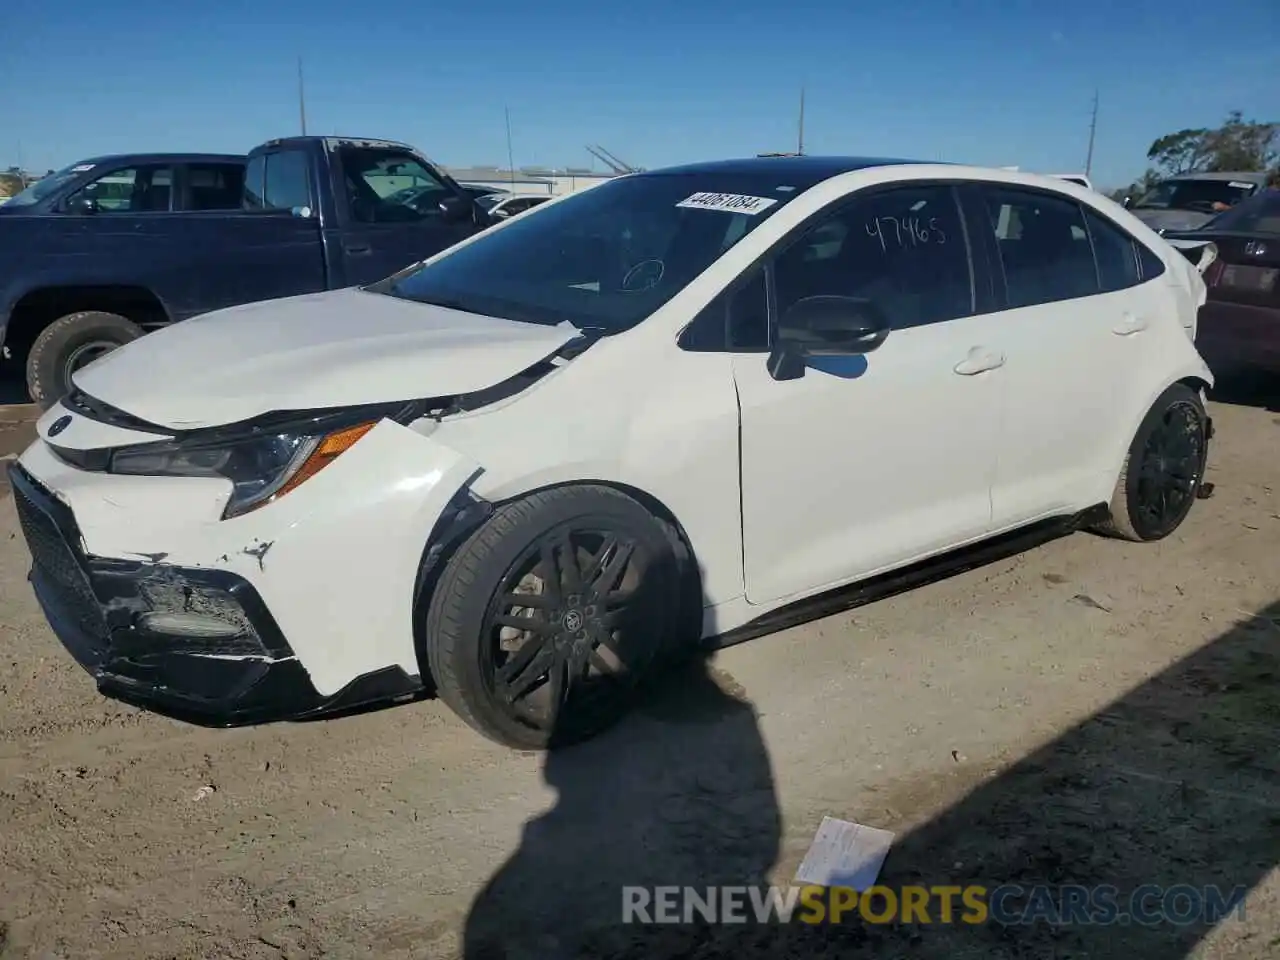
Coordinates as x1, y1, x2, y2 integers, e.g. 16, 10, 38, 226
1112, 314, 1148, 336
344, 243, 372, 256
954, 347, 1006, 376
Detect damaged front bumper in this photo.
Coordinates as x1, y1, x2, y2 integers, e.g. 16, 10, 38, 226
8, 461, 422, 724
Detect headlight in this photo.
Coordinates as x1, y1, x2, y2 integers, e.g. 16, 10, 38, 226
109, 419, 378, 519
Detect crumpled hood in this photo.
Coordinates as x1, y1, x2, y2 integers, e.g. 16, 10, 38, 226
1131, 208, 1215, 233
71, 288, 580, 430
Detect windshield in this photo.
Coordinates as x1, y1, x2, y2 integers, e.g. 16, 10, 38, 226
1, 162, 91, 208
1199, 190, 1280, 234
377, 173, 798, 332
1135, 178, 1257, 213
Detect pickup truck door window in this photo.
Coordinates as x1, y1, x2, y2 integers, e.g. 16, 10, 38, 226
244, 151, 312, 211
335, 146, 476, 285
68, 164, 174, 213
733, 183, 1003, 604
182, 163, 245, 211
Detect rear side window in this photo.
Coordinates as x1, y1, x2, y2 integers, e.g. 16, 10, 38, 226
185, 163, 244, 211
243, 151, 311, 210
1083, 209, 1140, 292
981, 187, 1098, 308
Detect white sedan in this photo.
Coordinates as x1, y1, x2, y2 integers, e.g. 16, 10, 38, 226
9, 157, 1216, 750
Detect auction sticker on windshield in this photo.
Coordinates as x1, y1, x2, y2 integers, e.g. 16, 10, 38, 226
677, 192, 779, 215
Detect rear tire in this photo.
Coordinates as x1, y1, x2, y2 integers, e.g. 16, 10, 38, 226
1096, 384, 1208, 542
26, 311, 144, 409
424, 484, 696, 751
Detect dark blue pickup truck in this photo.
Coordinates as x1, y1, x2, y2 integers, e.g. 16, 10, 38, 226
0, 136, 489, 406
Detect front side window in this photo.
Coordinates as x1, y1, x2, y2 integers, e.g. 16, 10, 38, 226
772, 184, 974, 330
340, 148, 451, 223
67, 164, 174, 213
982, 187, 1098, 308
379, 173, 798, 333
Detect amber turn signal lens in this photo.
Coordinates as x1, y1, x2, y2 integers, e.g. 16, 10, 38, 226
272, 421, 377, 502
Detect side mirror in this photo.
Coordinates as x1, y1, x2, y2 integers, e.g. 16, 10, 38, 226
491, 207, 511, 219
438, 194, 472, 223
767, 295, 891, 382
1122, 196, 1133, 209
66, 194, 98, 215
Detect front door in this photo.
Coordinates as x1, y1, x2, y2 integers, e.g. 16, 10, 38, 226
333, 146, 478, 285
734, 183, 1006, 606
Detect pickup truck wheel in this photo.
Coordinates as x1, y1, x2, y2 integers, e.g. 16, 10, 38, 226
424, 485, 694, 750
26, 311, 144, 408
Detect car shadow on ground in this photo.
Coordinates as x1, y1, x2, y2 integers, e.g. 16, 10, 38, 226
462, 599, 1280, 959
461, 653, 782, 960
1206, 366, 1280, 413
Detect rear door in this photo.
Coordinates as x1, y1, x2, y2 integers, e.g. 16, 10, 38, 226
331, 146, 478, 284
971, 184, 1167, 525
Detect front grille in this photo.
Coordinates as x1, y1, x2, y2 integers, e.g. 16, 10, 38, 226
11, 475, 111, 644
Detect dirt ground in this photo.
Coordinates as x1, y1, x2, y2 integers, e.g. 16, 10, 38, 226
1, 377, 1277, 960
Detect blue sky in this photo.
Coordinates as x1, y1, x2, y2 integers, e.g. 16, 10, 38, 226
3, 0, 1276, 190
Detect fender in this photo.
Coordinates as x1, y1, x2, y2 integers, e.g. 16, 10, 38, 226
1107, 360, 1215, 488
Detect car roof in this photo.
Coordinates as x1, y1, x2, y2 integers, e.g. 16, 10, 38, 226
632, 155, 931, 190
73, 153, 246, 166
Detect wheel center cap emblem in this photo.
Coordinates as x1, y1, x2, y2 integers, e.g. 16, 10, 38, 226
563, 610, 584, 633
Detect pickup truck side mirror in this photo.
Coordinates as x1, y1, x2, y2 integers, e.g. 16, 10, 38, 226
438, 195, 473, 224
1122, 196, 1133, 209
767, 295, 891, 382
66, 195, 99, 215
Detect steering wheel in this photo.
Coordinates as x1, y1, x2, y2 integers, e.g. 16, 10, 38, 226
620, 259, 665, 292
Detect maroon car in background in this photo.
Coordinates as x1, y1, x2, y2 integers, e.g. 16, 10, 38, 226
1164, 187, 1280, 374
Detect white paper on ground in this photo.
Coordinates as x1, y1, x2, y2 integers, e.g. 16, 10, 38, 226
793, 816, 895, 892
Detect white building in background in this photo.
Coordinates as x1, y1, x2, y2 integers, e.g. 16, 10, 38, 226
445, 165, 617, 197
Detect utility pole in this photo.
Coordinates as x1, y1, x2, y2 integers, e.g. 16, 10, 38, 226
505, 107, 516, 188
297, 57, 308, 136
797, 86, 806, 156
1084, 89, 1098, 177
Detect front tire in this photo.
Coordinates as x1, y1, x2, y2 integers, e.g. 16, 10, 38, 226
1097, 384, 1208, 542
26, 311, 144, 409
424, 485, 695, 750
